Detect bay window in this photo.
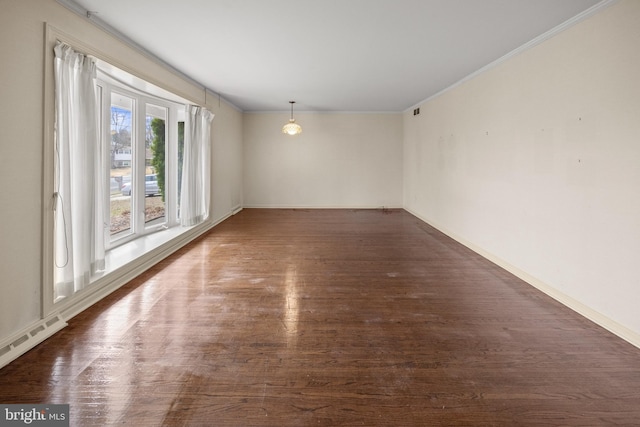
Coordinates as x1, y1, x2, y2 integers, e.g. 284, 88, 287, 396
50, 40, 212, 312
99, 81, 184, 248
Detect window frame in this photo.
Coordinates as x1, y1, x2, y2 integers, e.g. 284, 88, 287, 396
97, 76, 184, 250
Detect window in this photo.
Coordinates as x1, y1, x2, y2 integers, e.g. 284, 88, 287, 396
98, 75, 185, 248
47, 32, 213, 315
49, 41, 212, 313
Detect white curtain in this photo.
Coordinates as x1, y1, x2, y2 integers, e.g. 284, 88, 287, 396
53, 41, 105, 301
180, 105, 214, 226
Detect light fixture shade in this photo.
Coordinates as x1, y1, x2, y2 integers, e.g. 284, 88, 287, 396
283, 101, 302, 135
282, 119, 302, 135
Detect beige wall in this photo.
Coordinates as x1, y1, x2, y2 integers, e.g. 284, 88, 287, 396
0, 0, 243, 341
403, 0, 640, 342
244, 112, 403, 208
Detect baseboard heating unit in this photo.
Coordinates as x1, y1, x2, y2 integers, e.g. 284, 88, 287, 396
0, 313, 67, 369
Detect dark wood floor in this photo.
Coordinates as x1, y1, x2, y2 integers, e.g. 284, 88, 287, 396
1, 209, 640, 426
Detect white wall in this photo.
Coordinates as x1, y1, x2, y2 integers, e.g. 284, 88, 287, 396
0, 0, 44, 344
209, 92, 244, 219
0, 0, 243, 343
244, 112, 403, 208
404, 0, 640, 342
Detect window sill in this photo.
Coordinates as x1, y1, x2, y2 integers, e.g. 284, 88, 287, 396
58, 219, 215, 321
104, 225, 192, 275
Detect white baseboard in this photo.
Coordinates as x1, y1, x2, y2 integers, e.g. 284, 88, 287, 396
241, 204, 404, 209
404, 207, 640, 350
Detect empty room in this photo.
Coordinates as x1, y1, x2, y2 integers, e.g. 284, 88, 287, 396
1, 0, 640, 425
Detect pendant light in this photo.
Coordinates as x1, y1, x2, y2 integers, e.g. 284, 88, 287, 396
282, 101, 302, 135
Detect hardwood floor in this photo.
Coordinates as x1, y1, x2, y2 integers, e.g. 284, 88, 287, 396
1, 209, 640, 426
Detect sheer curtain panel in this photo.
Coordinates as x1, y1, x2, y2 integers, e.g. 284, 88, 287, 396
53, 41, 105, 302
180, 105, 214, 226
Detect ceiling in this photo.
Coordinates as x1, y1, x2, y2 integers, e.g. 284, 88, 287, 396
66, 0, 604, 112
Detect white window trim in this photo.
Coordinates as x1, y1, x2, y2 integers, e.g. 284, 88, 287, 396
98, 78, 184, 250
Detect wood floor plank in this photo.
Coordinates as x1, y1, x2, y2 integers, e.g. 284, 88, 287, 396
1, 209, 639, 426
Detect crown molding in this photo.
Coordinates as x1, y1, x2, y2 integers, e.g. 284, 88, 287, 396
55, 0, 242, 112
405, 0, 620, 113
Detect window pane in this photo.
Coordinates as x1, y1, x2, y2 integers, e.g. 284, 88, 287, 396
146, 104, 167, 227
110, 93, 133, 237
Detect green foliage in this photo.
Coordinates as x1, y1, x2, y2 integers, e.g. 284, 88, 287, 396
178, 121, 184, 202
150, 118, 165, 201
